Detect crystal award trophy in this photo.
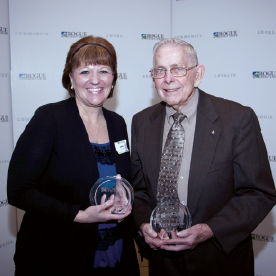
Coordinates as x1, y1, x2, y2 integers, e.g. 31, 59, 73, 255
89, 176, 134, 214
150, 198, 192, 238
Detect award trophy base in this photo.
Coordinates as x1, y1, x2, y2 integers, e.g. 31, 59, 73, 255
150, 199, 192, 238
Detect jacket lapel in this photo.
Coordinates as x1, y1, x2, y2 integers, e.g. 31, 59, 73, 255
67, 97, 99, 178
144, 103, 166, 199
187, 91, 220, 216
66, 98, 99, 208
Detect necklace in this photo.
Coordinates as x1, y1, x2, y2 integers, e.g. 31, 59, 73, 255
81, 113, 102, 143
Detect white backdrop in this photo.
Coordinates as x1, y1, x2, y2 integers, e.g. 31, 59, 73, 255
2, 0, 276, 275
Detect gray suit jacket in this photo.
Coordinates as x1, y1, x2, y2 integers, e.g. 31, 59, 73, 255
131, 89, 276, 257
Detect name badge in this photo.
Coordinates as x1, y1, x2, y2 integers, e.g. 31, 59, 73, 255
114, 140, 129, 154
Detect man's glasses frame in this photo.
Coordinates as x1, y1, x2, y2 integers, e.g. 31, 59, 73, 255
150, 64, 198, 79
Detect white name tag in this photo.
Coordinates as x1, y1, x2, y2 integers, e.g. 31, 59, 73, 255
114, 140, 129, 154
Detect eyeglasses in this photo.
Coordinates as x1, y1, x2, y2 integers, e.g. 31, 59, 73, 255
150, 64, 198, 79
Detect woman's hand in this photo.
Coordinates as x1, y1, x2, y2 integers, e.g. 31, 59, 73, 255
73, 174, 132, 223
74, 195, 131, 223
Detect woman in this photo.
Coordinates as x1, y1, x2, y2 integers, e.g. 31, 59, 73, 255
7, 36, 140, 276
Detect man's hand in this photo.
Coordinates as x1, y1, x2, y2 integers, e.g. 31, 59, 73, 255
140, 223, 168, 250
160, 223, 214, 251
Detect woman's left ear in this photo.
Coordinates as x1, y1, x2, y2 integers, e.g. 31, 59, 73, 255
194, 64, 205, 88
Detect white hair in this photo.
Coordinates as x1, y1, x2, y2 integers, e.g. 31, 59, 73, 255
152, 38, 198, 67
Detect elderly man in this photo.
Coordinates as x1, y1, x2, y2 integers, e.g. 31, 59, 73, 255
131, 38, 276, 276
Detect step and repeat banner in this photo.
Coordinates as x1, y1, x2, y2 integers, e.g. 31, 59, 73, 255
1, 0, 275, 275
172, 1, 276, 276
0, 0, 17, 275
7, 0, 171, 275
9, 0, 171, 144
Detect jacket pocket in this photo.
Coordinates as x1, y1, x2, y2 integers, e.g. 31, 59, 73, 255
208, 159, 233, 174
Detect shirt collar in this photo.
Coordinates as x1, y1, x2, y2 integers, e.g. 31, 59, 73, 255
165, 88, 199, 125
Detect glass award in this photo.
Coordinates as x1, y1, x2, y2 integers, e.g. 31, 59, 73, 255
89, 176, 134, 214
150, 199, 192, 238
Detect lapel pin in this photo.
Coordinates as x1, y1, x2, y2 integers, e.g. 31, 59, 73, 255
211, 130, 215, 135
